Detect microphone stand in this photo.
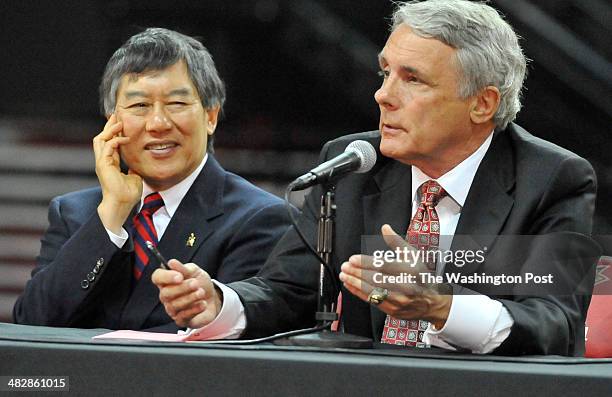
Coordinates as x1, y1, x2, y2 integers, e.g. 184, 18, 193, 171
275, 183, 372, 348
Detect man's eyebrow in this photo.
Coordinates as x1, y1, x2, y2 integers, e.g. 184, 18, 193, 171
122, 88, 194, 100
377, 53, 424, 77
166, 88, 193, 97
401, 65, 423, 76
123, 90, 148, 100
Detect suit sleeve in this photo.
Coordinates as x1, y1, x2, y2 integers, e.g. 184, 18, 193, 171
12, 197, 131, 327
494, 155, 600, 356
228, 142, 337, 338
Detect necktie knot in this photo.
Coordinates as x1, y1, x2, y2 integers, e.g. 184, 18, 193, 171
420, 180, 446, 207
139, 192, 164, 216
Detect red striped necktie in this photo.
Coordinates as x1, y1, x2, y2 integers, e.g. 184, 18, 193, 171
132, 192, 164, 280
381, 180, 447, 347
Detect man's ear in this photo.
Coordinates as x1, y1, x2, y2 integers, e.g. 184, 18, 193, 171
206, 106, 221, 135
470, 86, 500, 125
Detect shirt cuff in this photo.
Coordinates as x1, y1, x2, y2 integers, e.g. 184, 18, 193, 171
424, 290, 513, 354
105, 227, 129, 248
183, 280, 246, 341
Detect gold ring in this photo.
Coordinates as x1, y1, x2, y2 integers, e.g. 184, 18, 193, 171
368, 287, 388, 305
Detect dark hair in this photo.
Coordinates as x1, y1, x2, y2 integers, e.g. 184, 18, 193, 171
99, 28, 226, 152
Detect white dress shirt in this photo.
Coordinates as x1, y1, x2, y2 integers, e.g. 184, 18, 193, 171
106, 154, 209, 247
191, 134, 514, 350
409, 133, 514, 354
104, 153, 248, 337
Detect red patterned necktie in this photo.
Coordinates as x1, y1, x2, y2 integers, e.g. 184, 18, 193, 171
380, 180, 447, 347
132, 192, 164, 280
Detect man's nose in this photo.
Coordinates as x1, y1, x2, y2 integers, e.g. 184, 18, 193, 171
374, 77, 399, 111
146, 103, 173, 132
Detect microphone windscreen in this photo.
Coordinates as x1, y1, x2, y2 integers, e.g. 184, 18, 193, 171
345, 140, 377, 173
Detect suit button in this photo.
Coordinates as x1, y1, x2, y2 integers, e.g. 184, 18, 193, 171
87, 272, 96, 282
81, 280, 90, 289
96, 258, 104, 266
92, 266, 99, 274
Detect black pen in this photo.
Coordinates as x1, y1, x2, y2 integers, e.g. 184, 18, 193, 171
145, 241, 170, 270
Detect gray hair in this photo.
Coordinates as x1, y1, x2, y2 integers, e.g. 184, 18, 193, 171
99, 28, 226, 151
392, 0, 527, 129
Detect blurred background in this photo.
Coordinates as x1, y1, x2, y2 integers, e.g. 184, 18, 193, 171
0, 0, 610, 322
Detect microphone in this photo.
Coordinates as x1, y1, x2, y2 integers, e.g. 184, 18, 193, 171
290, 140, 377, 191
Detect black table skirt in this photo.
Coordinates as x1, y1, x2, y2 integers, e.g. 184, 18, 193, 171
1, 323, 611, 396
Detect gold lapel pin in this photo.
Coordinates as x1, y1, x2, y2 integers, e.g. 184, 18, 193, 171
186, 233, 196, 247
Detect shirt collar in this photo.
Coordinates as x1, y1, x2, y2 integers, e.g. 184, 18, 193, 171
140, 153, 208, 217
411, 132, 493, 207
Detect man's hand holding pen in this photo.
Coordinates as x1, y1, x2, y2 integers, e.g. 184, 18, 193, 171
152, 260, 223, 329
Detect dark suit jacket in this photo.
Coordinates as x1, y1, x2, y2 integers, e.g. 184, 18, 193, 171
13, 155, 291, 332
229, 123, 599, 356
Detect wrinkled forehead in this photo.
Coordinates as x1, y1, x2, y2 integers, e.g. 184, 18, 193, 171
380, 25, 458, 75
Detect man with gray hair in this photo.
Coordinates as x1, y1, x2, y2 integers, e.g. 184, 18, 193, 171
154, 1, 598, 355
14, 28, 291, 332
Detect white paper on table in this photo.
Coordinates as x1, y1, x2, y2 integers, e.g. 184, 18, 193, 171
92, 330, 192, 342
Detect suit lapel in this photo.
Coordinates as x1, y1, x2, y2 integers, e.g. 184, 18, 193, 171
361, 158, 413, 339
120, 156, 226, 330
448, 129, 515, 275
362, 129, 516, 337
362, 158, 413, 237
157, 157, 226, 264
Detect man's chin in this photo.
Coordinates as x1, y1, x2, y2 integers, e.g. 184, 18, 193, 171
379, 139, 397, 159
379, 142, 416, 165
141, 172, 179, 191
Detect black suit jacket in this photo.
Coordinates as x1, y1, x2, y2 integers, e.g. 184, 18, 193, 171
229, 123, 599, 356
14, 155, 291, 332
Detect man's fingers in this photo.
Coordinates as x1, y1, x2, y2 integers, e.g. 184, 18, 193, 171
182, 263, 204, 278
341, 260, 361, 278
342, 271, 411, 315
164, 287, 206, 314
341, 259, 421, 314
156, 260, 208, 302
173, 301, 207, 327
339, 267, 364, 294
381, 224, 410, 251
158, 278, 200, 300
167, 259, 192, 276
343, 281, 369, 303
340, 269, 372, 303
346, 254, 376, 269
93, 124, 127, 165
94, 121, 123, 149
342, 261, 410, 292
99, 136, 130, 160
100, 117, 123, 138
93, 116, 122, 151
105, 113, 117, 125
151, 268, 183, 286
98, 113, 117, 138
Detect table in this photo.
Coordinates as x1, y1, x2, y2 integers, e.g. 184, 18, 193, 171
1, 323, 611, 396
